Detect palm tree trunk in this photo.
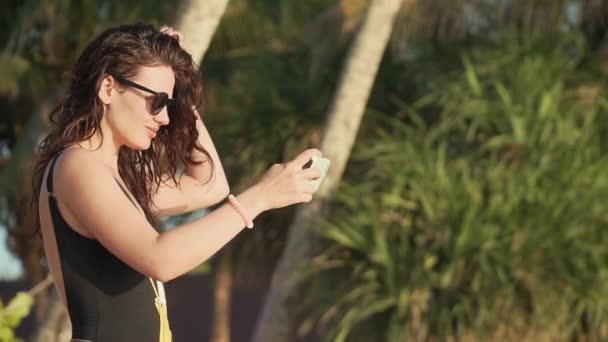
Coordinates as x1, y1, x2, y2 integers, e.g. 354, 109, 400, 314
174, 0, 230, 63
251, 1, 408, 341
211, 248, 232, 342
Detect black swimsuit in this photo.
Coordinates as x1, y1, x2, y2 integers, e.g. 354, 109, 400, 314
45, 152, 160, 341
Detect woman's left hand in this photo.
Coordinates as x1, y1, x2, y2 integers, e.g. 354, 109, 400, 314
160, 25, 189, 54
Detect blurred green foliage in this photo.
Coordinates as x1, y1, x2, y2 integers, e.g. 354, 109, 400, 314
301, 31, 608, 341
0, 292, 33, 342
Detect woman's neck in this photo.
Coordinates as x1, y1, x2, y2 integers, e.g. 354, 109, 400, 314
72, 129, 121, 173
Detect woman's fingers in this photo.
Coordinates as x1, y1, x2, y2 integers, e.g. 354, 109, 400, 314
299, 193, 313, 202
159, 25, 188, 52
174, 31, 184, 44
255, 148, 324, 210
288, 148, 322, 170
301, 183, 316, 194
299, 167, 322, 181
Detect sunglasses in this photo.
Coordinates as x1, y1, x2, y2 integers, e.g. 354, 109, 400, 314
113, 75, 175, 115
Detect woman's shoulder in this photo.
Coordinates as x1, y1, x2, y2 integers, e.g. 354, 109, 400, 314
55, 146, 100, 172
52, 147, 114, 191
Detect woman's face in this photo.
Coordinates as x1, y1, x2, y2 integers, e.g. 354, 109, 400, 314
102, 65, 175, 150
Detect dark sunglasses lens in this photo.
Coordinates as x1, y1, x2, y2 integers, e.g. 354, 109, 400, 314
151, 93, 170, 115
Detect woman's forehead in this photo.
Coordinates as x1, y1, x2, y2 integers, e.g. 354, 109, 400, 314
133, 65, 175, 93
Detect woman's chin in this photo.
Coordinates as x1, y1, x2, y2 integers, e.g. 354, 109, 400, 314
125, 139, 153, 151
140, 141, 153, 150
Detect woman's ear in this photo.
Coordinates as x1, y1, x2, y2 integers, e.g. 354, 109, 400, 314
98, 75, 115, 105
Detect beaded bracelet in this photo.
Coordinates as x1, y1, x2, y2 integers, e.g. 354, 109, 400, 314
227, 194, 254, 229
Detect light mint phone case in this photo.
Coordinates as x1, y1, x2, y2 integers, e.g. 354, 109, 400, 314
309, 156, 330, 191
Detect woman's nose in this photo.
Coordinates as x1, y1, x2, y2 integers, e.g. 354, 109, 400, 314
154, 107, 170, 126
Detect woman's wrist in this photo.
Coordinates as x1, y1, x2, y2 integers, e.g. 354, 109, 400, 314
228, 194, 254, 228
234, 186, 267, 220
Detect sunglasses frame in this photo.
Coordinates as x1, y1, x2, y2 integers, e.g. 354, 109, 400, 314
112, 75, 175, 115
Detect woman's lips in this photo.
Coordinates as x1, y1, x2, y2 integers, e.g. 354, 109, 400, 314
146, 127, 157, 138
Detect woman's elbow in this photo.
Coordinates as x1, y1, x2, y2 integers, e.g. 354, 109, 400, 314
152, 257, 211, 283
145, 252, 178, 282
216, 183, 230, 202
207, 178, 230, 205
191, 178, 229, 210
152, 262, 179, 283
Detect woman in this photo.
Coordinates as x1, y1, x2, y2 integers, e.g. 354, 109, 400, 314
32, 23, 322, 342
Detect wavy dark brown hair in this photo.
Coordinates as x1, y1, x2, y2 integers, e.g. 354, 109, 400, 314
32, 23, 213, 229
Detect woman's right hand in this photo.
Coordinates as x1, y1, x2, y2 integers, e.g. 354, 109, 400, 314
254, 148, 323, 211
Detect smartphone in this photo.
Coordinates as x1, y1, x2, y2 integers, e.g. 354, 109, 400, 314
305, 156, 331, 191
